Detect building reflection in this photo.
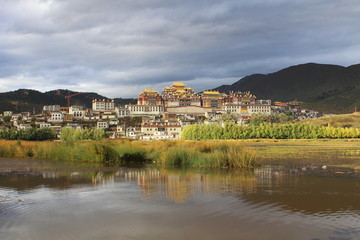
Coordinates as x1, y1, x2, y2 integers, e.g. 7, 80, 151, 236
122, 167, 360, 214
1, 162, 360, 215
124, 168, 257, 203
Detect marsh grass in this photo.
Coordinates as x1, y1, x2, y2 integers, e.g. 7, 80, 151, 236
244, 139, 360, 167
145, 140, 256, 168
0, 139, 256, 168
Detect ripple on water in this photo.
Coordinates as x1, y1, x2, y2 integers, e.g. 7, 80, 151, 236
1, 165, 360, 240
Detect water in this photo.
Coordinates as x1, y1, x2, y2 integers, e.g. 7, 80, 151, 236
1, 159, 360, 240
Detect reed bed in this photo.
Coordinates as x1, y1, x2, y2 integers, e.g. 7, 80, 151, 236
0, 139, 256, 168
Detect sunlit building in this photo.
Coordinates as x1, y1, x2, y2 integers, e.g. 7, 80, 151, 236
200, 90, 226, 108
224, 91, 256, 105
137, 88, 164, 106
127, 105, 165, 115
48, 112, 64, 122
141, 120, 182, 138
162, 82, 201, 107
92, 99, 115, 111
247, 104, 272, 115
43, 105, 60, 112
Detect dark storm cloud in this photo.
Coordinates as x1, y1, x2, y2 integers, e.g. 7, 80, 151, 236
1, 0, 360, 97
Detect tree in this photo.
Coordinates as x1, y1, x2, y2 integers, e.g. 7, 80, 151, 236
221, 113, 238, 123
2, 116, 11, 123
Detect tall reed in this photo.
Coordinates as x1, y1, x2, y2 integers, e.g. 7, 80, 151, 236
0, 139, 256, 168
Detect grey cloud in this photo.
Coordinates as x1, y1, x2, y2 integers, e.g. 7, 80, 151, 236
1, 0, 360, 97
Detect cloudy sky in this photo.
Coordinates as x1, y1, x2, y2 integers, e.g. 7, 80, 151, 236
1, 0, 360, 98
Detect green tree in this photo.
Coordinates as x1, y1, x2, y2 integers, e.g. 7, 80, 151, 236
2, 116, 11, 123
221, 113, 238, 123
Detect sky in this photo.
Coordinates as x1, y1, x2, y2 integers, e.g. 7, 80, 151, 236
1, 0, 360, 98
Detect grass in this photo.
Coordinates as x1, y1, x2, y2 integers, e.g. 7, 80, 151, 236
0, 139, 256, 168
303, 113, 360, 128
244, 138, 360, 167
2, 138, 360, 168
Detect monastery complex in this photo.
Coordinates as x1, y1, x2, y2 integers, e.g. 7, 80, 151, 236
126, 82, 271, 117
4, 81, 318, 140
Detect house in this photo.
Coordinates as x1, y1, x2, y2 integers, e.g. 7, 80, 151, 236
109, 119, 119, 126
115, 107, 129, 118
69, 106, 85, 119
142, 132, 175, 140
40, 123, 51, 128
63, 114, 73, 122
100, 111, 117, 119
141, 120, 182, 138
97, 121, 109, 129
116, 125, 126, 137
3, 111, 13, 117
127, 104, 164, 116
48, 112, 64, 122
92, 99, 115, 111
247, 104, 272, 116
43, 105, 60, 113
125, 126, 142, 138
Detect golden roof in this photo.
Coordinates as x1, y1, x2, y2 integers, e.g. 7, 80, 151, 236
172, 82, 186, 87
142, 88, 157, 93
202, 90, 221, 95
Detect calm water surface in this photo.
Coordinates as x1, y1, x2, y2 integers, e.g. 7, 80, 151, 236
0, 159, 360, 240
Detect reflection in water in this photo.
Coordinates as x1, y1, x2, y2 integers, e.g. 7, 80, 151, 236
1, 160, 360, 240
124, 169, 257, 203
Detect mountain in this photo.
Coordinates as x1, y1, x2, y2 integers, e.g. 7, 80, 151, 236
214, 63, 360, 113
0, 89, 136, 114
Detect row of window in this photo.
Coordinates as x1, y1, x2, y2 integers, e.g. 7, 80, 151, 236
130, 106, 164, 111
143, 128, 180, 131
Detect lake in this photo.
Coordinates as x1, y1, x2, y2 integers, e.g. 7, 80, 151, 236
1, 158, 360, 240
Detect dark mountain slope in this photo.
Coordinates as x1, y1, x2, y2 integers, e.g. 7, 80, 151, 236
0, 89, 136, 113
214, 63, 360, 113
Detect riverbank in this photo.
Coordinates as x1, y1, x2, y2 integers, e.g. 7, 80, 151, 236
0, 139, 360, 168
0, 139, 255, 168
244, 139, 360, 168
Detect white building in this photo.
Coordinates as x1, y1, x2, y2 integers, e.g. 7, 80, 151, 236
125, 126, 142, 138
43, 105, 60, 112
40, 123, 51, 128
116, 125, 126, 137
69, 106, 85, 119
4, 111, 13, 117
247, 105, 272, 115
127, 105, 164, 115
141, 121, 182, 138
223, 103, 272, 116
142, 133, 175, 141
109, 119, 119, 126
100, 111, 117, 119
115, 107, 129, 118
10, 114, 21, 122
223, 103, 245, 114
256, 99, 271, 105
92, 99, 115, 111
97, 121, 109, 129
48, 112, 64, 122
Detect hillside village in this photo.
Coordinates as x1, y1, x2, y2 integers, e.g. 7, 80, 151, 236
0, 82, 322, 140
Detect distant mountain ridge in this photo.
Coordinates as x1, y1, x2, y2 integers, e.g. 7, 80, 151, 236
2, 63, 360, 114
214, 63, 360, 113
0, 89, 136, 113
